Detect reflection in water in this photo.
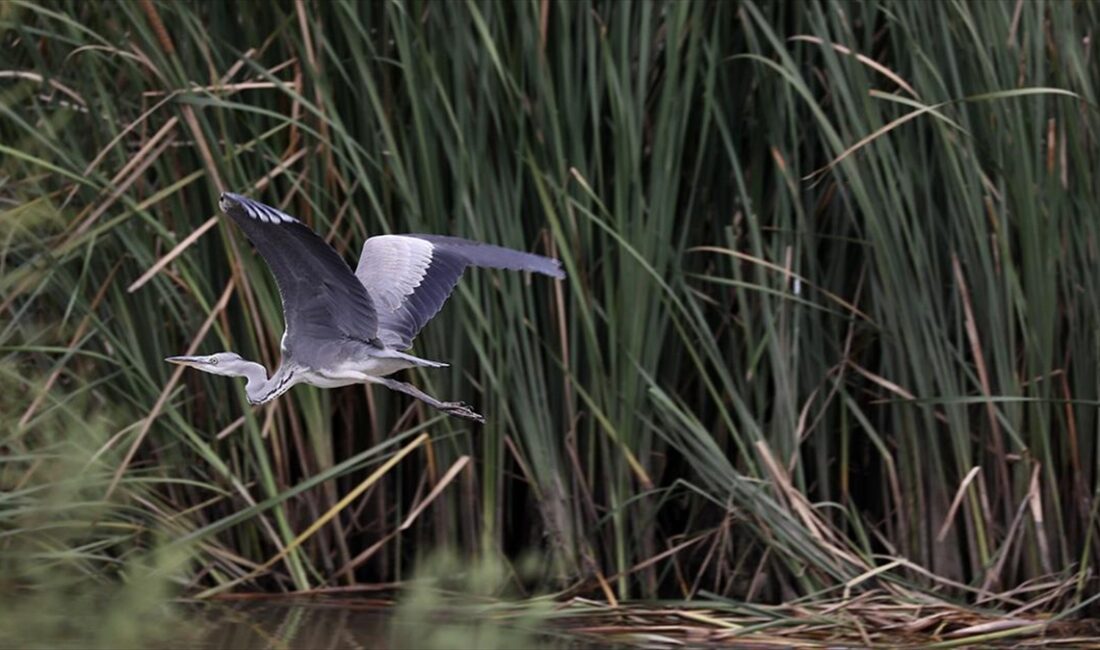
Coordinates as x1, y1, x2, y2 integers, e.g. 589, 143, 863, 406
185, 599, 584, 650
187, 601, 392, 650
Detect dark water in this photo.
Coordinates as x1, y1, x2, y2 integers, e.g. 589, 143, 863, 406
183, 600, 590, 650
185, 601, 391, 650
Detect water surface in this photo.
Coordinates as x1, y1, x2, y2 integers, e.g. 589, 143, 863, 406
184, 599, 588, 650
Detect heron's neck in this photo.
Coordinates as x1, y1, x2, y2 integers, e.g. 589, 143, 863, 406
247, 361, 299, 405
230, 360, 268, 401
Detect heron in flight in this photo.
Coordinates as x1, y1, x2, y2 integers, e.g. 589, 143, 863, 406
167, 193, 564, 423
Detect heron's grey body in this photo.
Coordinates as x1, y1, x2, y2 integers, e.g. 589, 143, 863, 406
166, 192, 564, 422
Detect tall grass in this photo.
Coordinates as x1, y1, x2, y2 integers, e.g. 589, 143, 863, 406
3, 0, 1099, 620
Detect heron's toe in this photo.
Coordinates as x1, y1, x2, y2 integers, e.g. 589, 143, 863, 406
442, 401, 484, 423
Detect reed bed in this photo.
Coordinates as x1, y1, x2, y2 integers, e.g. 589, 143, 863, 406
2, 0, 1099, 644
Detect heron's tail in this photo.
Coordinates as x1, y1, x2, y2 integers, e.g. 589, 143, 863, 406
378, 348, 449, 369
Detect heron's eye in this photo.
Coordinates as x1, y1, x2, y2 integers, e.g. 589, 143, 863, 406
209, 357, 218, 365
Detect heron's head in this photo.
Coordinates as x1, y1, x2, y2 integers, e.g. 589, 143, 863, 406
165, 352, 250, 378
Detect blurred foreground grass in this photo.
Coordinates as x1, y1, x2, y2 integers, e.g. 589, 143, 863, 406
3, 0, 1100, 644
0, 367, 184, 648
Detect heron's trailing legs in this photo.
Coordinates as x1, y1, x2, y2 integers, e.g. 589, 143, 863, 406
370, 376, 485, 423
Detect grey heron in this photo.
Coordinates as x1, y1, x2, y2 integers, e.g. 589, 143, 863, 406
166, 192, 564, 423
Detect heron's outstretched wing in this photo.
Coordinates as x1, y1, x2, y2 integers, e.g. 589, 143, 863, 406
219, 193, 378, 348
354, 234, 564, 349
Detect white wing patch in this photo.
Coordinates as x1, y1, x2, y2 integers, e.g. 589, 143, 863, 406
242, 200, 298, 224
355, 235, 434, 312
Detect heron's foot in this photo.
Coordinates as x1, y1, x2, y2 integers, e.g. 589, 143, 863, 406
441, 401, 485, 423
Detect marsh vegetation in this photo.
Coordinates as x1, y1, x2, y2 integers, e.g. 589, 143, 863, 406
2, 0, 1100, 646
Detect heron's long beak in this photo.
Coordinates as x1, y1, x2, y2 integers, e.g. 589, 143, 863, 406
165, 355, 207, 368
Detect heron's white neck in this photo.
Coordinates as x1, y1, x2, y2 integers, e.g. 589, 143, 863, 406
214, 358, 298, 405
230, 360, 268, 403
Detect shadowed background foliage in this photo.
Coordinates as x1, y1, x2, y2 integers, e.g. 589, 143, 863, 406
3, 0, 1100, 628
